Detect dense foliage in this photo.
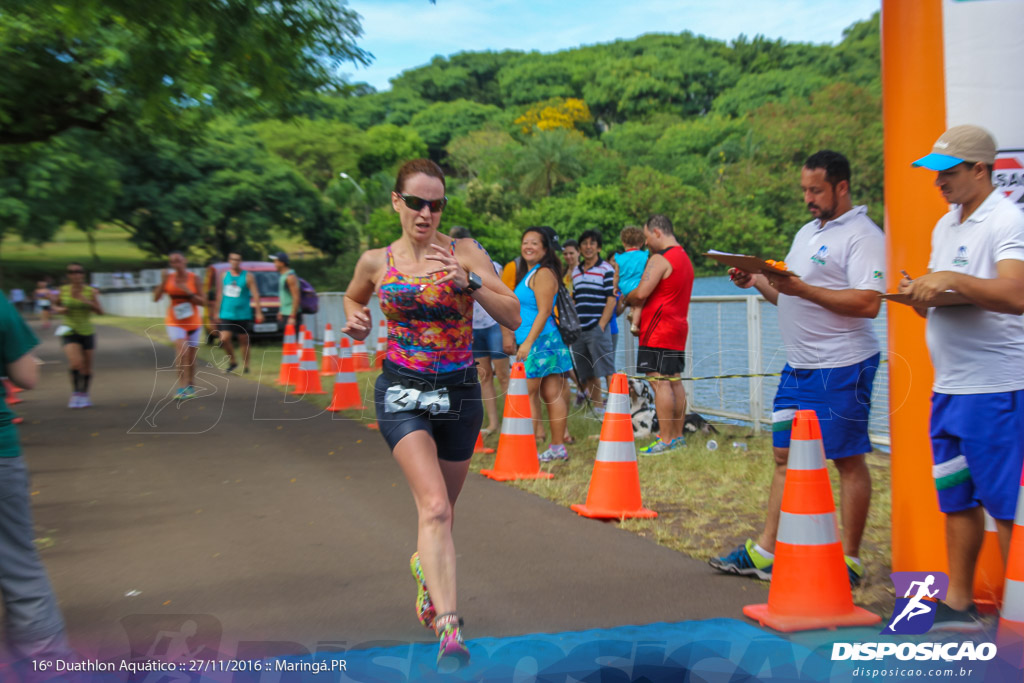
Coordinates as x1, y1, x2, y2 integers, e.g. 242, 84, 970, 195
1, 4, 882, 287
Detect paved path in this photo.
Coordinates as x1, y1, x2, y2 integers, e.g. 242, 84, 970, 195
16, 323, 767, 660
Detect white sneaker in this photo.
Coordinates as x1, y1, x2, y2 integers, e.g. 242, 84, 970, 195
79, 394, 92, 408
68, 393, 81, 409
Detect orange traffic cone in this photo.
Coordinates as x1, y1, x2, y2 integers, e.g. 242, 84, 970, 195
743, 409, 879, 632
277, 324, 298, 386
374, 319, 388, 369
571, 373, 656, 520
290, 331, 326, 396
3, 378, 23, 405
326, 339, 363, 411
480, 362, 552, 481
353, 337, 371, 372
473, 432, 494, 455
998, 465, 1024, 659
374, 319, 385, 368
974, 510, 1005, 614
2, 389, 22, 424
321, 324, 340, 376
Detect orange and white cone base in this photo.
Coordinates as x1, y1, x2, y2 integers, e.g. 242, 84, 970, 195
277, 324, 298, 386
374, 319, 387, 369
321, 324, 340, 376
352, 338, 371, 372
327, 340, 363, 411
473, 432, 494, 455
998, 478, 1024, 663
743, 409, 879, 632
572, 374, 656, 520
290, 332, 326, 396
481, 362, 552, 481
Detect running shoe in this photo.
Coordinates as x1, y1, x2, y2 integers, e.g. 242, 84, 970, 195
709, 539, 773, 580
174, 387, 189, 401
931, 601, 984, 632
409, 552, 436, 630
639, 438, 673, 455
226, 361, 238, 374
845, 555, 864, 588
243, 367, 251, 374
435, 618, 470, 671
79, 394, 92, 408
67, 393, 82, 409
183, 385, 196, 398
539, 445, 569, 462
668, 437, 686, 449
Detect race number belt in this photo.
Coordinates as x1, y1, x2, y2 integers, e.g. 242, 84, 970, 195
383, 385, 450, 414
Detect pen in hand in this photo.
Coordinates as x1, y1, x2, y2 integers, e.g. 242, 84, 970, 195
900, 270, 913, 281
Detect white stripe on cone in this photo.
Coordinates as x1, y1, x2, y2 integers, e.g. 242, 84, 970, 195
777, 512, 840, 546
594, 440, 637, 463
788, 439, 826, 471
501, 417, 534, 436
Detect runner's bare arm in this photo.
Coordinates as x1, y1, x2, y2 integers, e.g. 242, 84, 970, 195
453, 239, 521, 330
247, 273, 264, 323
341, 249, 385, 340
6, 350, 39, 390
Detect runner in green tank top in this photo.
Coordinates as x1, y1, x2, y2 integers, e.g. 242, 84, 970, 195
212, 253, 264, 374
52, 262, 104, 408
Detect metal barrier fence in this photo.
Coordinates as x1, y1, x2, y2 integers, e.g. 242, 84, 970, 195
97, 290, 891, 446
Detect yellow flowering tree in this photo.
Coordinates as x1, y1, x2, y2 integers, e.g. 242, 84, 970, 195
515, 98, 592, 134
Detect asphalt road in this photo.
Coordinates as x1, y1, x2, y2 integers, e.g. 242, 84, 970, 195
14, 323, 768, 661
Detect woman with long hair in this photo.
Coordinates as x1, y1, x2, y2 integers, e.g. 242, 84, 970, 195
53, 263, 103, 408
514, 227, 574, 462
153, 251, 204, 399
341, 159, 519, 671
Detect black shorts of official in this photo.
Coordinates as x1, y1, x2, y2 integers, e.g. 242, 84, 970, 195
373, 365, 483, 462
62, 333, 95, 351
217, 320, 252, 335
636, 346, 687, 377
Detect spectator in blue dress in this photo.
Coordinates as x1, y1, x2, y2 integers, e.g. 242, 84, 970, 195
514, 227, 574, 462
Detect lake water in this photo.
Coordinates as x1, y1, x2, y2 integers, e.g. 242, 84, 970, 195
616, 276, 891, 446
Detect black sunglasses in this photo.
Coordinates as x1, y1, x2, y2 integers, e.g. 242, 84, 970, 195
67, 269, 85, 274
398, 193, 447, 213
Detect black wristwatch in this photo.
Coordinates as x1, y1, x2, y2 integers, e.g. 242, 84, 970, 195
464, 272, 483, 293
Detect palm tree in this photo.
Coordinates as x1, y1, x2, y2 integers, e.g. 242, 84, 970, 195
514, 128, 585, 198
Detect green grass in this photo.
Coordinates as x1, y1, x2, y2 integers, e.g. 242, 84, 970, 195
94, 314, 896, 616
1, 224, 318, 290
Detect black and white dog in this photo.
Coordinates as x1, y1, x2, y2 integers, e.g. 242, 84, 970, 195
628, 377, 718, 439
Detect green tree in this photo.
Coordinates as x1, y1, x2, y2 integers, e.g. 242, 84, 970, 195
447, 130, 520, 181
711, 68, 831, 117
514, 185, 632, 246
513, 128, 586, 199
249, 118, 367, 191
0, 0, 368, 145
357, 124, 428, 177
408, 99, 503, 160
113, 129, 354, 260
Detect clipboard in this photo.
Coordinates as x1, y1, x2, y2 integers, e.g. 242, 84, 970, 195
704, 250, 797, 277
882, 292, 970, 307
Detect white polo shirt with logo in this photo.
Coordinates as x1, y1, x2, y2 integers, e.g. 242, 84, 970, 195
777, 205, 886, 369
926, 190, 1024, 394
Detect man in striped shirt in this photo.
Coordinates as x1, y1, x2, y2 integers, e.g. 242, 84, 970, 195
571, 229, 617, 411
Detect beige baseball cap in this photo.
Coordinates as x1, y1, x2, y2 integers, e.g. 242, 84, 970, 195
913, 125, 997, 171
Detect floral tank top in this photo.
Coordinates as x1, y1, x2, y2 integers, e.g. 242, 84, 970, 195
378, 242, 473, 374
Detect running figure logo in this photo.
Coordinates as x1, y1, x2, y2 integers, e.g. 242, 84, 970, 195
884, 571, 950, 634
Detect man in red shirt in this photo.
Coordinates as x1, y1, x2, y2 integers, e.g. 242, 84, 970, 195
620, 214, 694, 454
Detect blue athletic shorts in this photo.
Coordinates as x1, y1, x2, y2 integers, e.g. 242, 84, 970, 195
930, 390, 1024, 520
472, 323, 505, 359
772, 353, 879, 459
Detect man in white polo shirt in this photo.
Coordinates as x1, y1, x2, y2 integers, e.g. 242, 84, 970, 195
900, 125, 1024, 631
710, 150, 885, 589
